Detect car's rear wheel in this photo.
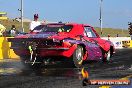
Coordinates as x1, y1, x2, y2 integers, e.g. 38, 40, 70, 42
73, 45, 84, 68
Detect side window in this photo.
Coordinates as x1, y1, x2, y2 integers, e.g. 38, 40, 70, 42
84, 27, 97, 38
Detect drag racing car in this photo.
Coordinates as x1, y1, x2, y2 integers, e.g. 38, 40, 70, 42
8, 23, 115, 68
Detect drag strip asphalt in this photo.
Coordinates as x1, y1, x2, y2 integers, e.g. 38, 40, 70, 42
0, 48, 132, 88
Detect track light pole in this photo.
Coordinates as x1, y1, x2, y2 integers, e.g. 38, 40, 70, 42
21, 0, 24, 32
99, 0, 103, 35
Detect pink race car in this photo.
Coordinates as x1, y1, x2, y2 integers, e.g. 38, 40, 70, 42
8, 23, 115, 67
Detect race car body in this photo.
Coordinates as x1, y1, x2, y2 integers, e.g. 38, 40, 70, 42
8, 23, 115, 67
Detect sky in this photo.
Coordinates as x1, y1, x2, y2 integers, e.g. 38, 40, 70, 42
0, 0, 132, 29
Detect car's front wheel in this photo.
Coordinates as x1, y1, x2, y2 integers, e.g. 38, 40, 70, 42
73, 45, 84, 68
102, 50, 111, 62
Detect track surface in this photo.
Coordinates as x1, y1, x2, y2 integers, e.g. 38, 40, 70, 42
0, 49, 132, 88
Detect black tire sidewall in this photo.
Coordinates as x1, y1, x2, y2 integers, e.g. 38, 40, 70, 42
102, 50, 111, 62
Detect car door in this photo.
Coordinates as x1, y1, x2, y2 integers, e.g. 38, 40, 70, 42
83, 26, 102, 60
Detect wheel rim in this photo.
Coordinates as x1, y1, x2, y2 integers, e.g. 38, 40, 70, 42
76, 48, 83, 62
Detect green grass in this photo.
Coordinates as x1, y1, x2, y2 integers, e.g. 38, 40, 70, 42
95, 27, 129, 37
1, 19, 29, 33
0, 19, 130, 37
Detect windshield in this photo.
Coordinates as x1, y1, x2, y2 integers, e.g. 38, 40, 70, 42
33, 24, 73, 33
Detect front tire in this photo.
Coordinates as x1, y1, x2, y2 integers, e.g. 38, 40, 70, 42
102, 50, 111, 62
73, 45, 84, 68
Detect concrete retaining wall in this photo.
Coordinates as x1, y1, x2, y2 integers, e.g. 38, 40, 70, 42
101, 37, 131, 49
0, 37, 19, 59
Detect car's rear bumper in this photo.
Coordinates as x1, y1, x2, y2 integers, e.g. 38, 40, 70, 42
12, 44, 77, 58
